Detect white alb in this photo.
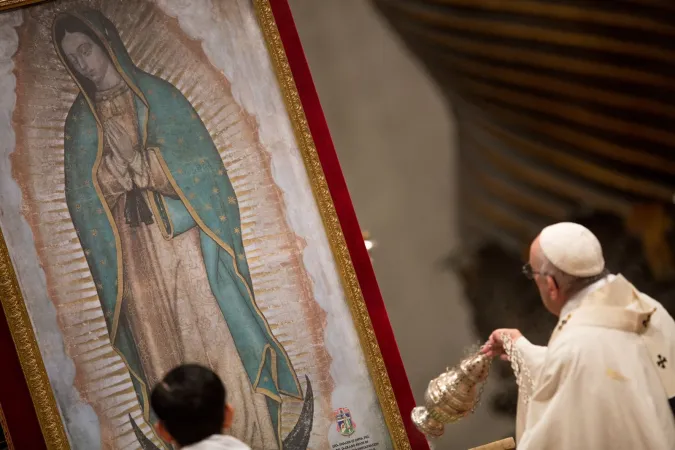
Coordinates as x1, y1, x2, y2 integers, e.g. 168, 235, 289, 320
182, 435, 251, 450
513, 274, 675, 449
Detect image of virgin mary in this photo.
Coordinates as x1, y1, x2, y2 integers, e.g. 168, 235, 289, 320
53, 9, 311, 449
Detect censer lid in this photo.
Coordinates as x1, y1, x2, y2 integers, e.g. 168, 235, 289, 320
459, 352, 491, 383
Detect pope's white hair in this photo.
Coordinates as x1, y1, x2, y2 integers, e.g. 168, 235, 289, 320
535, 246, 608, 297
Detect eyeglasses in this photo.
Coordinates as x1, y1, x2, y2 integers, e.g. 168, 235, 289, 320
522, 263, 540, 280
522, 263, 559, 288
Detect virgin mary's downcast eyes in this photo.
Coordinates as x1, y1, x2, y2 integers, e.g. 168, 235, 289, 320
61, 31, 109, 83
67, 43, 94, 74
80, 42, 93, 57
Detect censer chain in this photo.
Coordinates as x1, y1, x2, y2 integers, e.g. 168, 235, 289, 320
500, 332, 534, 404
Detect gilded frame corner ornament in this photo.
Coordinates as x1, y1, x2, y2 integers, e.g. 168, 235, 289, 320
0, 1, 412, 449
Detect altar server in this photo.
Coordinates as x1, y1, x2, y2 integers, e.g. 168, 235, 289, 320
485, 222, 675, 449
152, 364, 250, 450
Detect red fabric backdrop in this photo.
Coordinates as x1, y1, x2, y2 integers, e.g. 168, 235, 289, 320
0, 1, 426, 448
269, 1, 428, 448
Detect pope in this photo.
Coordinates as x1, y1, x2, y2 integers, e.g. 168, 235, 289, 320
484, 222, 675, 449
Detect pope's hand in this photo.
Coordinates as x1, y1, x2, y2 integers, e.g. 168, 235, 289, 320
104, 120, 136, 163
482, 328, 522, 361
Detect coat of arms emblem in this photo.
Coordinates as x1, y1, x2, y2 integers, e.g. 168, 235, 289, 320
334, 407, 356, 436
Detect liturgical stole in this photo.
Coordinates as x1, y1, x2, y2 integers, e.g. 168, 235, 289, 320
549, 275, 675, 416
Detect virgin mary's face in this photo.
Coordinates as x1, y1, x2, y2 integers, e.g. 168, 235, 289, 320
61, 31, 111, 86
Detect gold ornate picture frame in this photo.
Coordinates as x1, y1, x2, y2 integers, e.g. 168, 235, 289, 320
0, 0, 421, 449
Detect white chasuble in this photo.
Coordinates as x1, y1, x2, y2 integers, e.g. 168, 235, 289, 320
513, 275, 675, 449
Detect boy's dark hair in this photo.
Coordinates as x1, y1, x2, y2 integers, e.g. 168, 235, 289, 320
150, 364, 227, 446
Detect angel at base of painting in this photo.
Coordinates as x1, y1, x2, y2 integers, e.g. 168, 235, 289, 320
53, 9, 311, 449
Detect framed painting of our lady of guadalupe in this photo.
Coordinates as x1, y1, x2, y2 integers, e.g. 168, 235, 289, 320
0, 0, 425, 449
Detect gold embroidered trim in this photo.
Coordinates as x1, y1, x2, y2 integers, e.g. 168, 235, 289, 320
501, 333, 534, 405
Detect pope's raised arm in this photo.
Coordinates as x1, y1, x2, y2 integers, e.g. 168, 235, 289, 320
484, 328, 546, 373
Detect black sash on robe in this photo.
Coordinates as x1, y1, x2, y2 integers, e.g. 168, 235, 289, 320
125, 183, 153, 227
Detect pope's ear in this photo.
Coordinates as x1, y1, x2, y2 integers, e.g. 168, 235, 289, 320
546, 275, 559, 298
